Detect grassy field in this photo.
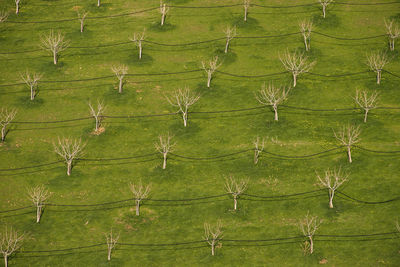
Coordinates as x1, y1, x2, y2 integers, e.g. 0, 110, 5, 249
1, 0, 400, 266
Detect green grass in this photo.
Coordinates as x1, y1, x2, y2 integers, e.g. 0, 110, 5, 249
1, 0, 400, 266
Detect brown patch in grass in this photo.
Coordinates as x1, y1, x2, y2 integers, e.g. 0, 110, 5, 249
91, 127, 105, 135
319, 259, 328, 264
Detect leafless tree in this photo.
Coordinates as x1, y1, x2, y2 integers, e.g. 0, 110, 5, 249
367, 51, 389, 85
299, 19, 313, 51
129, 180, 151, 216
225, 176, 248, 210
201, 56, 221, 88
111, 64, 128, 93
319, 0, 333, 18
255, 82, 290, 121
385, 19, 400, 51
160, 1, 169, 26
40, 30, 70, 65
243, 0, 250, 22
0, 226, 24, 267
334, 124, 361, 163
28, 185, 51, 223
0, 10, 9, 22
89, 100, 105, 132
105, 229, 119, 261
280, 50, 316, 87
299, 212, 321, 254
53, 137, 86, 176
0, 108, 17, 142
77, 10, 88, 33
20, 71, 42, 101
15, 0, 21, 14
253, 136, 265, 164
354, 90, 378, 123
130, 29, 145, 59
224, 26, 237, 54
155, 133, 175, 169
165, 87, 200, 127
203, 220, 223, 256
317, 168, 348, 208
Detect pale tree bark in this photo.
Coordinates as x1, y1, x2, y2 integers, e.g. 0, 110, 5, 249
15, 0, 21, 14
160, 1, 169, 26
243, 0, 250, 22
384, 19, 399, 51
97, 0, 100, 7
299, 19, 312, 51
367, 51, 389, 85
280, 49, 316, 87
225, 176, 248, 211
334, 124, 361, 163
129, 180, 150, 216
203, 221, 223, 256
89, 100, 105, 132
319, 0, 333, 18
105, 229, 119, 261
0, 227, 24, 267
165, 87, 200, 127
155, 133, 175, 169
0, 10, 9, 22
53, 137, 86, 176
255, 82, 291, 121
130, 29, 145, 59
0, 108, 17, 142
253, 136, 265, 164
20, 71, 42, 100
224, 26, 237, 54
317, 168, 348, 208
201, 56, 221, 88
299, 212, 321, 254
354, 90, 378, 123
111, 64, 128, 93
28, 185, 52, 223
77, 10, 88, 33
40, 30, 70, 65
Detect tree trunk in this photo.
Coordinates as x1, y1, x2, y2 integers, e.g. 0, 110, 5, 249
67, 161, 72, 176
293, 73, 297, 87
161, 14, 165, 26
224, 39, 229, 54
329, 190, 334, 208
322, 6, 326, 18
36, 205, 42, 223
97, 0, 100, 7
364, 109, 369, 123
30, 85, 34, 100
273, 106, 278, 121
254, 150, 259, 164
390, 39, 394, 51
377, 71, 381, 84
95, 116, 99, 131
309, 236, 314, 254
244, 7, 247, 21
207, 73, 212, 88
304, 37, 308, 51
53, 51, 57, 65
135, 200, 140, 216
4, 255, 7, 267
211, 242, 215, 256
233, 195, 237, 210
347, 146, 352, 163
162, 153, 167, 169
183, 112, 187, 127
16, 4, 19, 14
1, 126, 5, 142
118, 79, 123, 93
80, 21, 84, 33
139, 43, 142, 59
107, 248, 111, 261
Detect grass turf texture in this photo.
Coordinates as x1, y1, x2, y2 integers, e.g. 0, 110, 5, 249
1, 0, 400, 266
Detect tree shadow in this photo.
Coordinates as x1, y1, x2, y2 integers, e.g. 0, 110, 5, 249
312, 12, 341, 28
14, 96, 45, 108
148, 22, 177, 32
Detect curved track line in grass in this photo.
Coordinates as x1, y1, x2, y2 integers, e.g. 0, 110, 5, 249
336, 191, 400, 204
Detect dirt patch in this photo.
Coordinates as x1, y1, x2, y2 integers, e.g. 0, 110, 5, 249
319, 259, 328, 264
91, 127, 105, 135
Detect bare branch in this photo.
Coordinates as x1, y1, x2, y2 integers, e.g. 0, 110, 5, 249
334, 124, 361, 163
20, 70, 42, 100
299, 19, 313, 51
280, 49, 316, 87
0, 10, 9, 22
385, 18, 400, 51
165, 87, 200, 127
160, 1, 170, 26
255, 82, 290, 121
203, 220, 223, 256
0, 108, 17, 142
253, 136, 265, 164
318, 0, 333, 18
105, 229, 119, 261
367, 51, 389, 84
316, 167, 348, 208
111, 64, 128, 93
225, 176, 248, 210
0, 226, 24, 267
201, 56, 221, 88
130, 28, 146, 59
53, 137, 86, 176
299, 212, 321, 254
354, 89, 378, 123
40, 30, 70, 65
89, 100, 105, 132
155, 133, 175, 169
28, 185, 52, 223
129, 180, 151, 216
77, 10, 89, 33
223, 25, 237, 54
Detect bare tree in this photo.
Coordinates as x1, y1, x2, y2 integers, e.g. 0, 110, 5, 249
165, 87, 200, 127
253, 136, 265, 164
255, 82, 290, 121
280, 50, 316, 87
317, 168, 348, 208
160, 1, 169, 26
130, 29, 145, 59
40, 30, 70, 65
53, 137, 86, 176
105, 229, 119, 261
318, 0, 333, 18
129, 180, 151, 216
299, 212, 321, 254
0, 227, 24, 267
0, 108, 17, 142
77, 10, 88, 33
203, 220, 223, 256
28, 185, 51, 223
0, 10, 9, 22
155, 133, 175, 169
201, 56, 221, 88
20, 71, 42, 101
89, 100, 105, 132
224, 26, 237, 54
354, 90, 378, 123
367, 51, 389, 85
299, 19, 313, 51
225, 176, 248, 210
334, 124, 361, 163
243, 0, 250, 22
15, 0, 21, 14
385, 19, 400, 51
111, 64, 128, 93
